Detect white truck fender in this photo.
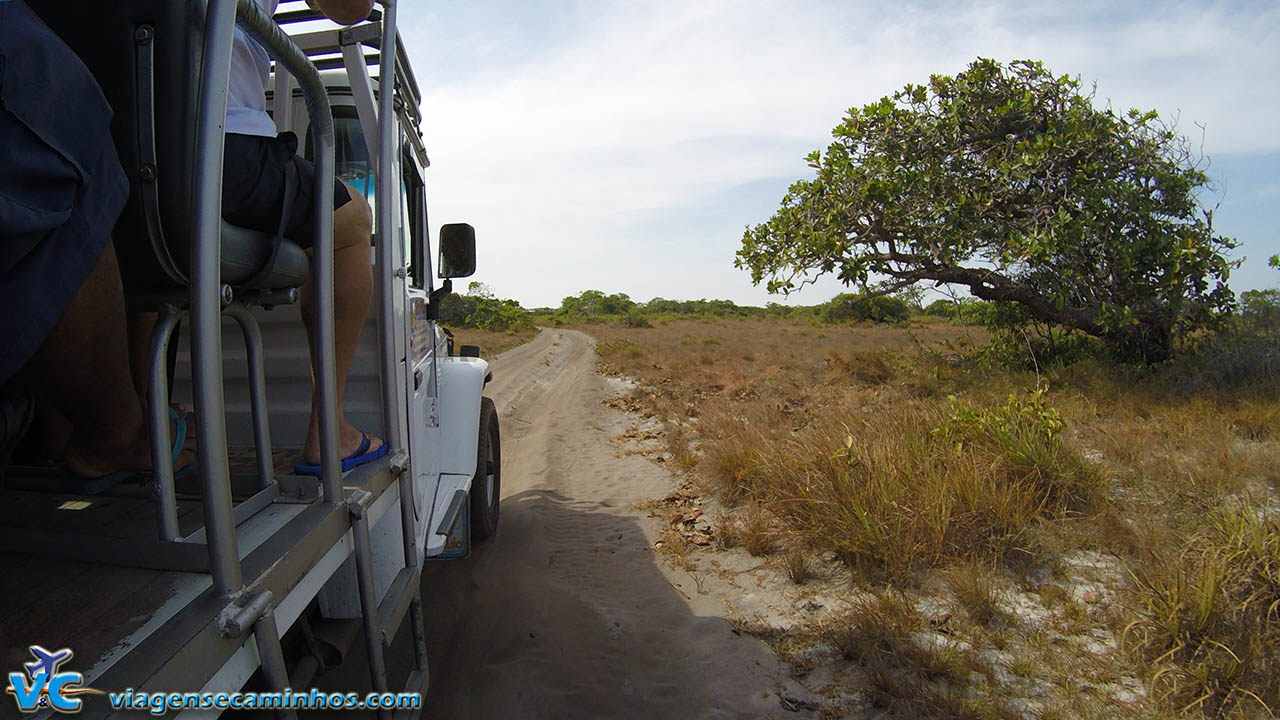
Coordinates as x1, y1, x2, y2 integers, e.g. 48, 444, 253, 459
435, 355, 489, 478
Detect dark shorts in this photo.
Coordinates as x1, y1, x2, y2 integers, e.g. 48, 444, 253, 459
0, 0, 129, 384
222, 131, 352, 249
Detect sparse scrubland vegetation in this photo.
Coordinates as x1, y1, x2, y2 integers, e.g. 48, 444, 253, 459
649, 56, 1274, 716
455, 55, 1278, 718
454, 280, 1278, 717
582, 311, 1278, 719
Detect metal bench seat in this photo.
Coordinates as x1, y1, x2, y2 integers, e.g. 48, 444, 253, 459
220, 220, 309, 289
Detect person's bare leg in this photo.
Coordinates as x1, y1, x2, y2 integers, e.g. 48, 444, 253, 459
299, 185, 379, 465
23, 241, 192, 477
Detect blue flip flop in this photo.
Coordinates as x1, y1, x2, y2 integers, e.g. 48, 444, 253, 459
60, 408, 195, 494
291, 432, 387, 477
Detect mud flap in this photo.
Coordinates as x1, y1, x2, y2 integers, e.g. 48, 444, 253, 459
432, 495, 471, 559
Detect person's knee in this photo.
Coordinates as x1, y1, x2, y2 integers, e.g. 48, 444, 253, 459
333, 183, 372, 249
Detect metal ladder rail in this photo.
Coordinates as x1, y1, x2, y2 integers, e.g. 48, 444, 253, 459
377, 0, 432, 700
192, 2, 342, 715
366, 1, 431, 712
378, 0, 435, 696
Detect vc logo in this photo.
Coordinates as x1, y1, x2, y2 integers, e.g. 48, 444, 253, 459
6, 646, 102, 714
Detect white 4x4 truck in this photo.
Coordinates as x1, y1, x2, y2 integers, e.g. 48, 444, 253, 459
1, 1, 498, 717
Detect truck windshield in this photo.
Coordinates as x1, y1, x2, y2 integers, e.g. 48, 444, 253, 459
306, 109, 418, 284
306, 111, 372, 205
321, 114, 372, 199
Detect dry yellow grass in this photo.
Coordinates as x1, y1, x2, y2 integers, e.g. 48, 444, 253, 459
583, 316, 1280, 719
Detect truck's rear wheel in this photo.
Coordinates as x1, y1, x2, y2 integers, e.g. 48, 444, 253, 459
470, 396, 500, 542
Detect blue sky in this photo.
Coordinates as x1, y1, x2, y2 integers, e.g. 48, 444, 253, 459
395, 0, 1279, 308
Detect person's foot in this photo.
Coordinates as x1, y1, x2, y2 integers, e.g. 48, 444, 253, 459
301, 418, 383, 467
64, 415, 195, 480
169, 402, 198, 453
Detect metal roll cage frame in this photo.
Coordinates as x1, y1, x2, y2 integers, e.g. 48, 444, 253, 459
1, 1, 430, 716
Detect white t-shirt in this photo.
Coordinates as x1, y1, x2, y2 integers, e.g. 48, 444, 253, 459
225, 0, 281, 137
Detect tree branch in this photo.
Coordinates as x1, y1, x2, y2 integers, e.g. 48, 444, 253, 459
887, 264, 1104, 335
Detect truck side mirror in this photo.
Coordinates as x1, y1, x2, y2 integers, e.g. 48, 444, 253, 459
438, 223, 476, 279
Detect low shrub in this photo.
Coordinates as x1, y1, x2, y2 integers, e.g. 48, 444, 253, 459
622, 308, 652, 328
923, 297, 994, 325
468, 296, 534, 331
1170, 293, 1279, 390
782, 545, 813, 584
821, 293, 911, 325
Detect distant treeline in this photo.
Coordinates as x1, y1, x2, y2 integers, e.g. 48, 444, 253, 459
440, 284, 1000, 330
545, 289, 1002, 327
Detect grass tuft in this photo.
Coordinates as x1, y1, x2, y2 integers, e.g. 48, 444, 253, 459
781, 545, 813, 584
737, 503, 776, 557
819, 590, 1016, 718
1124, 509, 1280, 718
945, 561, 1009, 627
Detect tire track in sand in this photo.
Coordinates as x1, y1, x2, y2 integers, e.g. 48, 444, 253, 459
411, 328, 800, 719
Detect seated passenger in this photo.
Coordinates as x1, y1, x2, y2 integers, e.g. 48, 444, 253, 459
0, 0, 192, 486
223, 0, 381, 475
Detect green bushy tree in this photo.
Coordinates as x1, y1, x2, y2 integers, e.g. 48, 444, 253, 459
438, 293, 477, 327
438, 284, 531, 331
821, 293, 910, 324
558, 290, 636, 319
738, 58, 1237, 362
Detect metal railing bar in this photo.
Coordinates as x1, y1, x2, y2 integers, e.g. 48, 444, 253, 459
274, 6, 382, 25
343, 41, 381, 162
148, 305, 183, 541
279, 23, 380, 56
350, 500, 392, 717
192, 0, 244, 599
252, 607, 300, 720
233, 0, 342, 505
394, 35, 420, 106
224, 304, 276, 490
313, 53, 379, 71
375, 0, 402, 456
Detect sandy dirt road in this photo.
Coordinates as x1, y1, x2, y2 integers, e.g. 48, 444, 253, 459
393, 328, 798, 718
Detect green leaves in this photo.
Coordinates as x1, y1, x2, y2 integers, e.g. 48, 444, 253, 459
737, 58, 1237, 362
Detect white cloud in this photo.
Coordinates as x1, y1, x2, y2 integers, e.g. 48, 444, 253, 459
399, 0, 1280, 306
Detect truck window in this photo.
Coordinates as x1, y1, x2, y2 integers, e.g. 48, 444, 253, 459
401, 149, 426, 289
306, 109, 427, 288
305, 107, 372, 212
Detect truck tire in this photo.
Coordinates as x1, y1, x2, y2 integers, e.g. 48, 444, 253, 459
470, 396, 501, 542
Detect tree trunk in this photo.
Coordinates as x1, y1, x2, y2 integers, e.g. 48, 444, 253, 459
1104, 322, 1173, 364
